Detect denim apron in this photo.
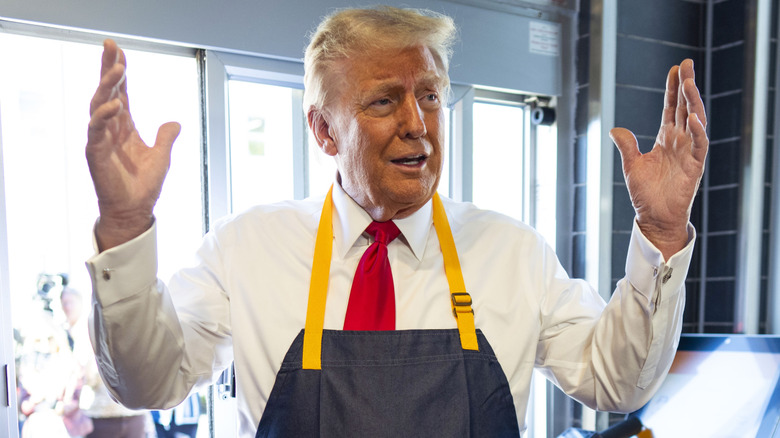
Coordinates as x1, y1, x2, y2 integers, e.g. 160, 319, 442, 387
255, 187, 520, 437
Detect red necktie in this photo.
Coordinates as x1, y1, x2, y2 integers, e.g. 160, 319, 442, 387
343, 221, 401, 330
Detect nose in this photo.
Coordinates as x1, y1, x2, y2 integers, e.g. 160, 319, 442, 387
399, 95, 427, 139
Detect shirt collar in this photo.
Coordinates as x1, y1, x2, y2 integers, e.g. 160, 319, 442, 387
331, 183, 433, 261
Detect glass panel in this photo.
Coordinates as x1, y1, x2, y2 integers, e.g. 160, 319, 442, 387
228, 81, 294, 212
472, 102, 526, 220
534, 122, 557, 248
0, 32, 204, 436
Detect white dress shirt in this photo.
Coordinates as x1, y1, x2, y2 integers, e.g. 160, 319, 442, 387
87, 183, 694, 437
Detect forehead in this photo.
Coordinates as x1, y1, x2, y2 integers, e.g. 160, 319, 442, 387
336, 45, 446, 93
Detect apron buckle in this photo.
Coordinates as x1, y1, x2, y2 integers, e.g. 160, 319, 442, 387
451, 292, 474, 317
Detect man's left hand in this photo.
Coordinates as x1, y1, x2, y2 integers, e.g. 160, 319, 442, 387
611, 59, 708, 260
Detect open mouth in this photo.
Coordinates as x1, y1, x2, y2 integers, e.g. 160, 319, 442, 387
391, 154, 427, 166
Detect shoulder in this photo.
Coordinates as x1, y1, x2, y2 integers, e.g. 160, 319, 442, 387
209, 196, 326, 242
439, 196, 538, 237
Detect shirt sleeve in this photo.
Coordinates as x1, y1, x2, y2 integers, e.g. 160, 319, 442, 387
86, 220, 233, 410
534, 219, 695, 413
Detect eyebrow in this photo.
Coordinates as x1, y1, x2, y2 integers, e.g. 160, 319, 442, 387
361, 71, 445, 99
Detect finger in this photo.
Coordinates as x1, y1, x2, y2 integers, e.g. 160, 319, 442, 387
662, 65, 680, 126
610, 127, 641, 171
90, 63, 126, 114
154, 122, 181, 155
676, 59, 695, 128
100, 39, 118, 78
87, 99, 123, 143
688, 113, 709, 164
115, 47, 128, 96
683, 77, 707, 128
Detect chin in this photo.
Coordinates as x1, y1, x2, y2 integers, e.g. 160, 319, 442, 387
387, 181, 437, 207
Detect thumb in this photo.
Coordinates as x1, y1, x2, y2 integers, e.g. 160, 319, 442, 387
610, 127, 640, 170
154, 121, 181, 157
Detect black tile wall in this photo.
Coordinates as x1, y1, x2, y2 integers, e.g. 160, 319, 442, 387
574, 185, 587, 232
576, 85, 590, 134
704, 279, 736, 323
613, 148, 625, 184
762, 229, 771, 276
703, 324, 734, 333
710, 44, 745, 94
706, 234, 737, 277
575, 135, 587, 185
712, 0, 746, 47
577, 37, 590, 86
688, 232, 702, 279
765, 185, 773, 231
761, 277, 769, 326
689, 193, 703, 248
709, 92, 743, 140
683, 280, 700, 324
768, 90, 776, 135
611, 231, 630, 280
617, 0, 704, 47
614, 86, 665, 141
579, 0, 591, 36
616, 36, 701, 89
611, 184, 634, 232
572, 233, 586, 279
707, 140, 741, 186
706, 187, 739, 232
766, 138, 774, 184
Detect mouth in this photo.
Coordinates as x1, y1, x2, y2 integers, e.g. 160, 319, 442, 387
391, 154, 428, 167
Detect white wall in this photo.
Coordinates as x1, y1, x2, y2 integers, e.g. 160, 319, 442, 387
0, 0, 561, 96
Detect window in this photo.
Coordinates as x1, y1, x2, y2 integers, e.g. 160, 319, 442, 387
227, 81, 296, 211
0, 32, 205, 436
472, 100, 528, 220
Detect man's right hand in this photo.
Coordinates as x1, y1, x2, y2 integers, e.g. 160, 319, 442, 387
86, 39, 181, 251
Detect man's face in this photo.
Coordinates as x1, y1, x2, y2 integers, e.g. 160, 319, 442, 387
316, 45, 446, 221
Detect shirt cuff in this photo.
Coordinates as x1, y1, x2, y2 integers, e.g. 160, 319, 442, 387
86, 219, 159, 308
625, 219, 696, 303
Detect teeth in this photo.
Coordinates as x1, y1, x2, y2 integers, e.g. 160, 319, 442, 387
394, 155, 425, 165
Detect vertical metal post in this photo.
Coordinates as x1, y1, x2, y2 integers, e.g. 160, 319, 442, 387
586, 0, 616, 301
585, 0, 617, 432
698, 0, 715, 334
735, 0, 771, 335
0, 104, 20, 438
766, 0, 780, 334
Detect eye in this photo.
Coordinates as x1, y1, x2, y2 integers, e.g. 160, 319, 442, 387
373, 97, 392, 106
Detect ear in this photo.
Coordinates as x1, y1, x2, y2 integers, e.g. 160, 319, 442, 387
307, 107, 338, 156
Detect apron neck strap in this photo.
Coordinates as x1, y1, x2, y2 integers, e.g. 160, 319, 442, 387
302, 186, 478, 370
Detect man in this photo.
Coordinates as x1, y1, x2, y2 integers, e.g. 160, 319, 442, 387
85, 6, 708, 437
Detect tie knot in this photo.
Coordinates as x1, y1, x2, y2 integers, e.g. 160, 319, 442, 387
366, 221, 401, 245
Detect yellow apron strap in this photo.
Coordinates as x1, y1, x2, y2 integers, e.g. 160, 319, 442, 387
302, 186, 334, 370
432, 193, 479, 351
303, 188, 479, 370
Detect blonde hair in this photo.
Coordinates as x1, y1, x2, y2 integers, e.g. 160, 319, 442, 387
303, 6, 457, 111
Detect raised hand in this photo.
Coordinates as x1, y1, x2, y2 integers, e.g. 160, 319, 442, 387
610, 59, 708, 260
86, 39, 181, 251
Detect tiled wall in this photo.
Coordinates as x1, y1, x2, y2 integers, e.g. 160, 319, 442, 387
576, 0, 775, 334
